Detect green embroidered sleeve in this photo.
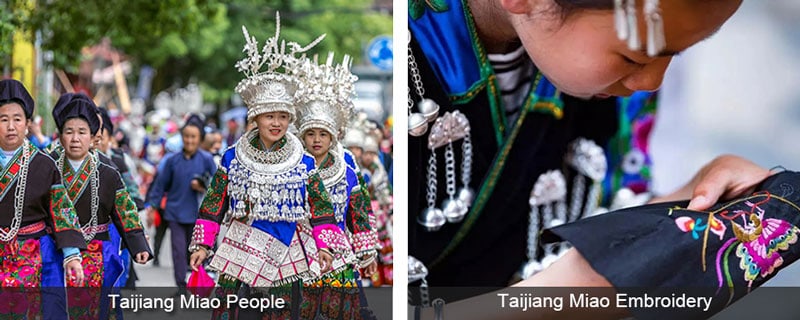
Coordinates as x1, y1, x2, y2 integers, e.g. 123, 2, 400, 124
113, 187, 152, 258
49, 184, 86, 249
114, 188, 144, 232
307, 172, 335, 225
199, 169, 229, 223
348, 185, 374, 234
348, 172, 379, 257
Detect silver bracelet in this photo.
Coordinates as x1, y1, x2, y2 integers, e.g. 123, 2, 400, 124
188, 244, 214, 258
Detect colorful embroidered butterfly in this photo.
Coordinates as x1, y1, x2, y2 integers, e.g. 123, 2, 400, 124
675, 216, 726, 240
730, 206, 800, 282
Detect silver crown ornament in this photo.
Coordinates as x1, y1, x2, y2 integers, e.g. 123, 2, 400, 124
234, 13, 325, 123
294, 52, 357, 143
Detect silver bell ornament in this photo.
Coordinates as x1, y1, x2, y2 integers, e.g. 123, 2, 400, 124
417, 98, 440, 123
409, 112, 429, 137
457, 187, 474, 207
418, 207, 446, 231
442, 198, 468, 223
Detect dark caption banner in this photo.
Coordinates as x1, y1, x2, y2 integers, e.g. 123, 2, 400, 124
0, 286, 392, 320
407, 286, 800, 320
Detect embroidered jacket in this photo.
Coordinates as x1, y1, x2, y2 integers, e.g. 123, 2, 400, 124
192, 131, 344, 285
52, 150, 151, 257
0, 141, 85, 249
320, 151, 379, 266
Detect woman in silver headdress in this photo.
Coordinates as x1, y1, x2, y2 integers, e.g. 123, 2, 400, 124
188, 16, 350, 320
293, 54, 380, 319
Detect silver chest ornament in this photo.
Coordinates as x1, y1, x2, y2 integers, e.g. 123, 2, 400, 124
226, 133, 310, 222
418, 111, 474, 231
408, 30, 439, 137
518, 138, 608, 280
566, 138, 607, 222
520, 170, 567, 279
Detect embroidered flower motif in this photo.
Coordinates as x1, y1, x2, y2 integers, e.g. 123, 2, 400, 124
676, 216, 726, 240
0, 292, 27, 314
3, 276, 21, 287
17, 266, 34, 279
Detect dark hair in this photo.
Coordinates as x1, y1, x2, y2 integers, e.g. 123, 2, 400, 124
552, 0, 614, 19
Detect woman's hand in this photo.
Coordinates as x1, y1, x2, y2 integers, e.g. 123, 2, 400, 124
189, 249, 208, 272
135, 252, 150, 264
319, 249, 333, 273
657, 155, 770, 210
65, 259, 84, 286
362, 260, 378, 278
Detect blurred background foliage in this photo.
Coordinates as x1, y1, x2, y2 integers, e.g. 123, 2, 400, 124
1, 0, 392, 105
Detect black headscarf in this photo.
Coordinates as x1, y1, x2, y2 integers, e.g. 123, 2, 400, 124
97, 107, 113, 135
0, 79, 35, 119
52, 93, 101, 135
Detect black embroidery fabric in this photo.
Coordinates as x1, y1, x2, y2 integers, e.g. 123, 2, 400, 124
543, 171, 800, 320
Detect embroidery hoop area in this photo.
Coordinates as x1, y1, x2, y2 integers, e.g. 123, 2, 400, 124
669, 192, 800, 306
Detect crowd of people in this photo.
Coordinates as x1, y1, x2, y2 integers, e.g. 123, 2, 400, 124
0, 15, 393, 320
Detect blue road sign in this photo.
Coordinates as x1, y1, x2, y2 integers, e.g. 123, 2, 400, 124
366, 36, 393, 71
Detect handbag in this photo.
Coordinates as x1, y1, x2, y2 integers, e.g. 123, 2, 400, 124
187, 265, 215, 297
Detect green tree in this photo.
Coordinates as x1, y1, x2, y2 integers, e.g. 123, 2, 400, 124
5, 0, 391, 112
7, 0, 227, 70
158, 0, 392, 107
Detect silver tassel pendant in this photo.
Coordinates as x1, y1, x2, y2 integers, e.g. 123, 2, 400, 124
614, 0, 628, 41
442, 143, 467, 223
645, 0, 665, 57
418, 152, 445, 231
421, 111, 472, 231
566, 138, 607, 221
457, 133, 474, 208
521, 170, 566, 279
625, 0, 641, 51
408, 30, 439, 136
